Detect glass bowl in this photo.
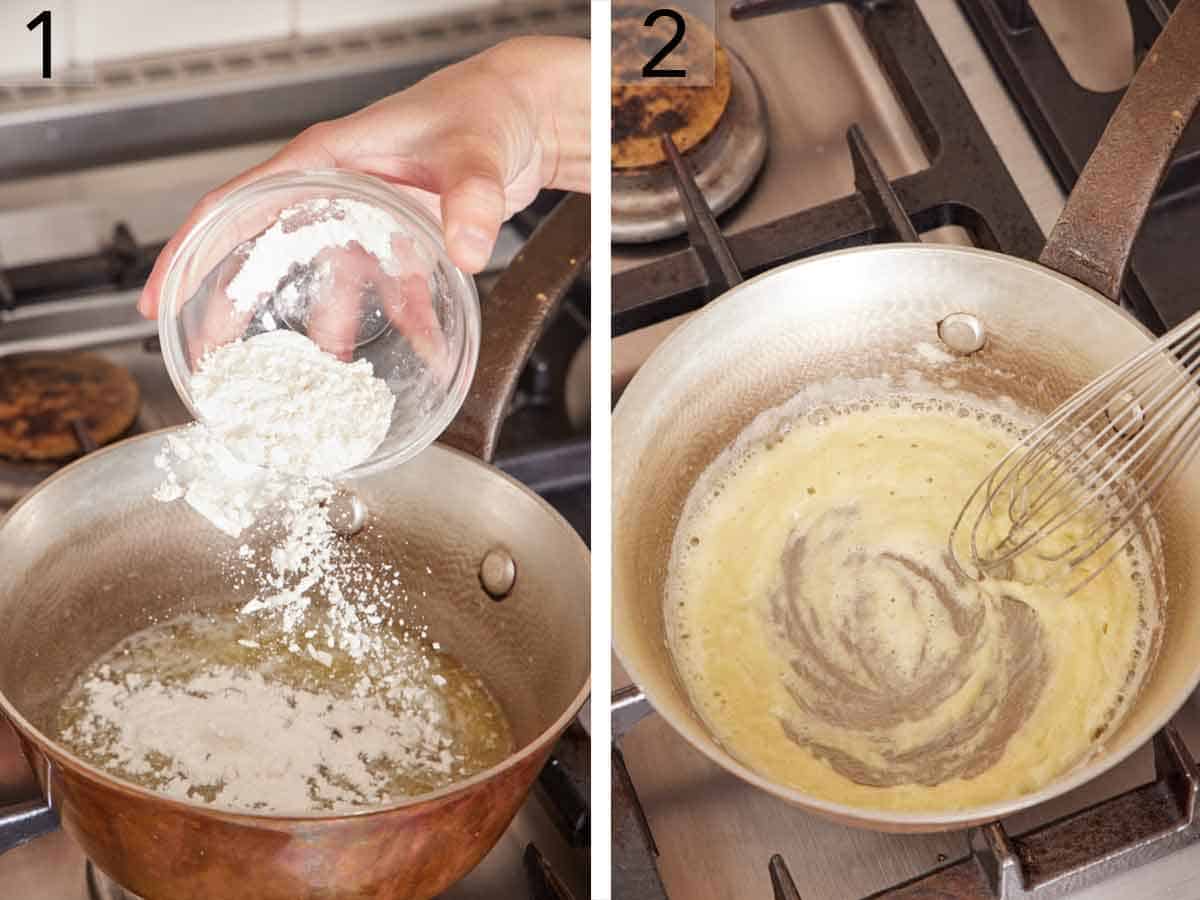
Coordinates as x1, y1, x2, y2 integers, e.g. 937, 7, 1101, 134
157, 170, 480, 477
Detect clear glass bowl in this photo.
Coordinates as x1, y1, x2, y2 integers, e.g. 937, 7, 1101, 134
158, 170, 480, 477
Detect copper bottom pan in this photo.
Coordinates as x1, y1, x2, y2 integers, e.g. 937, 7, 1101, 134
0, 434, 590, 899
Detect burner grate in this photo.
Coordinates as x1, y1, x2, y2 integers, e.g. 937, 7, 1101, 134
612, 0, 1043, 337
0, 223, 160, 313
764, 727, 1200, 899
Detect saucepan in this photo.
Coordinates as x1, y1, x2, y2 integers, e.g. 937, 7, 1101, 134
613, 2, 1200, 831
0, 194, 590, 898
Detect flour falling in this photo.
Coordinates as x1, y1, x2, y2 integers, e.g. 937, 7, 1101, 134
55, 196, 513, 814
153, 329, 406, 660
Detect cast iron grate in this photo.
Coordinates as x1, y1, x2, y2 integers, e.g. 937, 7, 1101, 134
611, 0, 1044, 338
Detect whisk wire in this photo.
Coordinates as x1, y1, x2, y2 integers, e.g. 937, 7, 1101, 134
1011, 324, 1200, 521
952, 306, 1200, 588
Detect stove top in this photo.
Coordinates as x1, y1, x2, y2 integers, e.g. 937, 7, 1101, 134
615, 670, 1200, 900
960, 0, 1200, 331
611, 1, 1200, 898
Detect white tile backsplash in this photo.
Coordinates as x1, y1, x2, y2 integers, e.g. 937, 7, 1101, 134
295, 0, 502, 35
1, 0, 517, 79
0, 141, 282, 264
72, 0, 290, 63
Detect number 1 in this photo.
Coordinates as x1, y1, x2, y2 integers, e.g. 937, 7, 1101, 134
27, 10, 50, 79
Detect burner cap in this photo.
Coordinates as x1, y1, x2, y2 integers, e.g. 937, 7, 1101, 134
612, 45, 768, 243
612, 31, 733, 170
0, 352, 140, 461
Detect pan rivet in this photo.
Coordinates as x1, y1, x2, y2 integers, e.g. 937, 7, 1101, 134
327, 489, 367, 536
479, 549, 516, 600
938, 313, 986, 355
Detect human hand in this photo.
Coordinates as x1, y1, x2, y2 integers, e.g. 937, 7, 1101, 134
138, 35, 590, 326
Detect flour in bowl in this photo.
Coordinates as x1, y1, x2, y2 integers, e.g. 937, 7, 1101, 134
191, 329, 393, 477
226, 198, 404, 315
153, 329, 393, 532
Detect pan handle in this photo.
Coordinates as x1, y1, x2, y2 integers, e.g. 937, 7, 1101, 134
439, 193, 591, 463
1038, 0, 1200, 301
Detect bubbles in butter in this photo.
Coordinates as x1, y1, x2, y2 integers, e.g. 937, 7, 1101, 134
666, 390, 1160, 812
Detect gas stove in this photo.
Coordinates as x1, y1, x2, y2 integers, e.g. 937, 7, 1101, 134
611, 2, 1200, 898
0, 3, 589, 897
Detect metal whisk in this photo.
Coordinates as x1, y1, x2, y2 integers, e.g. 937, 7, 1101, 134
949, 308, 1200, 593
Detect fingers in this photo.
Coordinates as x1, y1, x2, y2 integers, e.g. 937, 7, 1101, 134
380, 272, 451, 385
440, 172, 507, 274
139, 39, 559, 316
306, 246, 373, 362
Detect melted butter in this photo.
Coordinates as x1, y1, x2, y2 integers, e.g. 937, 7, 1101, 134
667, 396, 1159, 812
54, 609, 514, 812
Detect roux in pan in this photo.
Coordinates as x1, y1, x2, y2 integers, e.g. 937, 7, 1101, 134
667, 393, 1159, 812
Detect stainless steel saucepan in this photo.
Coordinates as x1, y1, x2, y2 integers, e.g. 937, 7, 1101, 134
0, 195, 590, 899
614, 2, 1200, 831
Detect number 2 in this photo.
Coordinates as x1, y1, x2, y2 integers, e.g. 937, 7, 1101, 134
642, 9, 687, 78
27, 10, 50, 79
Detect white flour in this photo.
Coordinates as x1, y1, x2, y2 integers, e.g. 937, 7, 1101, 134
226, 198, 403, 315
62, 663, 457, 812
191, 329, 394, 477
153, 330, 393, 533
79, 204, 504, 813
154, 331, 397, 662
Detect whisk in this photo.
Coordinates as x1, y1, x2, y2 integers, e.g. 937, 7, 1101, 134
949, 307, 1200, 593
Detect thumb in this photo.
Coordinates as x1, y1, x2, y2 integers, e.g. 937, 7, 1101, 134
439, 164, 507, 275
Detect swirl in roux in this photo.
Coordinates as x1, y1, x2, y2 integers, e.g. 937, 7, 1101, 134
666, 396, 1158, 812
771, 506, 1047, 787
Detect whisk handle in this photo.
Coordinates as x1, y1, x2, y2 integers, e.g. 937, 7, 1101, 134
1040, 0, 1200, 302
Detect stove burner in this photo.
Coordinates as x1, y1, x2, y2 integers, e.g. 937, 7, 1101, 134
0, 352, 140, 461
619, 31, 729, 169
612, 45, 768, 243
612, 0, 1043, 336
